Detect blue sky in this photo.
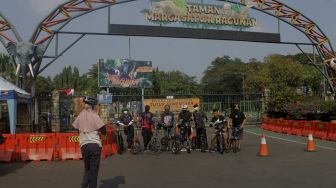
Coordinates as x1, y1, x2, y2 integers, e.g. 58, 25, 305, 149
0, 0, 335, 81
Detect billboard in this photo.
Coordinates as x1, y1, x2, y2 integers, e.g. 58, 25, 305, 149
98, 59, 153, 88
144, 98, 200, 113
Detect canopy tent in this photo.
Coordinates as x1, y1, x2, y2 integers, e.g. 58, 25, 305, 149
0, 77, 31, 134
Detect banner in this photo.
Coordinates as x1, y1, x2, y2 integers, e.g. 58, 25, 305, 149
144, 98, 200, 113
98, 59, 153, 88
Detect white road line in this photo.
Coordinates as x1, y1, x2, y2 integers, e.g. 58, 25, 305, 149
245, 129, 336, 151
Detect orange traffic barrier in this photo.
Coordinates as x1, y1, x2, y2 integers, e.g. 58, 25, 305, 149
282, 120, 292, 135
261, 117, 271, 130
57, 133, 82, 160
16, 133, 56, 162
314, 122, 328, 140
0, 134, 17, 162
258, 135, 269, 157
290, 120, 303, 136
306, 133, 316, 152
100, 130, 113, 159
326, 123, 336, 141
301, 121, 316, 137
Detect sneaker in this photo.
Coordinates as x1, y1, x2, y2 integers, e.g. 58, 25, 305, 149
143, 150, 149, 153
208, 149, 215, 153
237, 147, 241, 152
181, 148, 187, 152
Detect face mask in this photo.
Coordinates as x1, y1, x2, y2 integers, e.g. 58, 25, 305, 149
194, 107, 199, 111
123, 111, 128, 114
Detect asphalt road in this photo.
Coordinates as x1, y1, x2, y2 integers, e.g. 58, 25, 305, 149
1, 127, 336, 188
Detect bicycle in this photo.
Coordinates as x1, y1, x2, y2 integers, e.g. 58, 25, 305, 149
147, 128, 162, 154
160, 125, 174, 151
199, 127, 208, 153
213, 123, 227, 154
171, 127, 182, 154
131, 126, 141, 155
174, 122, 191, 154
228, 127, 241, 153
115, 121, 125, 155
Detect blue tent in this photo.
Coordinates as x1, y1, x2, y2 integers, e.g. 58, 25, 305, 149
0, 77, 31, 134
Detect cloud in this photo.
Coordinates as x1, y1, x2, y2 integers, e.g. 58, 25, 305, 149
27, 0, 68, 15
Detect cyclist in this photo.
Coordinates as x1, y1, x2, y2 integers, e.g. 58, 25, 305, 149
161, 104, 175, 138
209, 109, 228, 152
118, 108, 134, 150
228, 104, 246, 152
192, 104, 208, 150
72, 96, 106, 188
141, 105, 155, 152
177, 105, 192, 151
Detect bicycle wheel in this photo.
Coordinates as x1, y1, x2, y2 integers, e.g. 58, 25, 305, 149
200, 134, 207, 153
148, 139, 161, 154
186, 140, 191, 154
117, 134, 124, 155
131, 140, 141, 155
172, 139, 181, 154
160, 136, 169, 151
232, 140, 238, 153
219, 135, 224, 154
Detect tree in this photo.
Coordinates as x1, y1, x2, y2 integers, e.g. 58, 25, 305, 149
0, 53, 15, 83
36, 76, 54, 96
153, 70, 201, 94
262, 54, 305, 116
244, 61, 270, 93
202, 55, 246, 93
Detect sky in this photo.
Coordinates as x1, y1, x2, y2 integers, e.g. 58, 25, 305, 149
0, 0, 335, 81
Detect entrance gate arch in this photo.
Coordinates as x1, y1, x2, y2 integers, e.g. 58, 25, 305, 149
0, 0, 335, 128
0, 0, 335, 91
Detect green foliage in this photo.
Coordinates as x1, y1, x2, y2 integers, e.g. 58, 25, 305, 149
53, 65, 99, 96
0, 53, 15, 83
36, 76, 54, 95
321, 101, 336, 115
202, 56, 246, 93
244, 61, 270, 93
153, 69, 200, 94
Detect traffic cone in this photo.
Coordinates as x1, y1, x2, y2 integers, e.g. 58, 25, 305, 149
259, 135, 269, 157
306, 133, 316, 152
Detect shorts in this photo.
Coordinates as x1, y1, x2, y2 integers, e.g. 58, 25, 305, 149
230, 127, 244, 140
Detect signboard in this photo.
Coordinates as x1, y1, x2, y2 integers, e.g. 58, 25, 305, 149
97, 94, 112, 104
98, 59, 153, 88
144, 98, 200, 113
143, 0, 257, 29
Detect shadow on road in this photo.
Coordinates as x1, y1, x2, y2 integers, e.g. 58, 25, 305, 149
99, 176, 126, 188
0, 161, 29, 177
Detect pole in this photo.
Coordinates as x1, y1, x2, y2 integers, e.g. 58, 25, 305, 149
128, 37, 131, 59
107, 87, 111, 119
277, 18, 280, 33
107, 6, 111, 32
141, 88, 145, 112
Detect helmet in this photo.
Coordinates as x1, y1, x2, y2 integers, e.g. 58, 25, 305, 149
164, 104, 170, 111
83, 96, 97, 106
122, 108, 129, 114
181, 105, 188, 110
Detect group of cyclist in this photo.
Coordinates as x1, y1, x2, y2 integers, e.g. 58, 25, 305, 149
116, 103, 246, 153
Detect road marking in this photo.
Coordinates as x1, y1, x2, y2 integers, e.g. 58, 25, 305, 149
245, 129, 336, 151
